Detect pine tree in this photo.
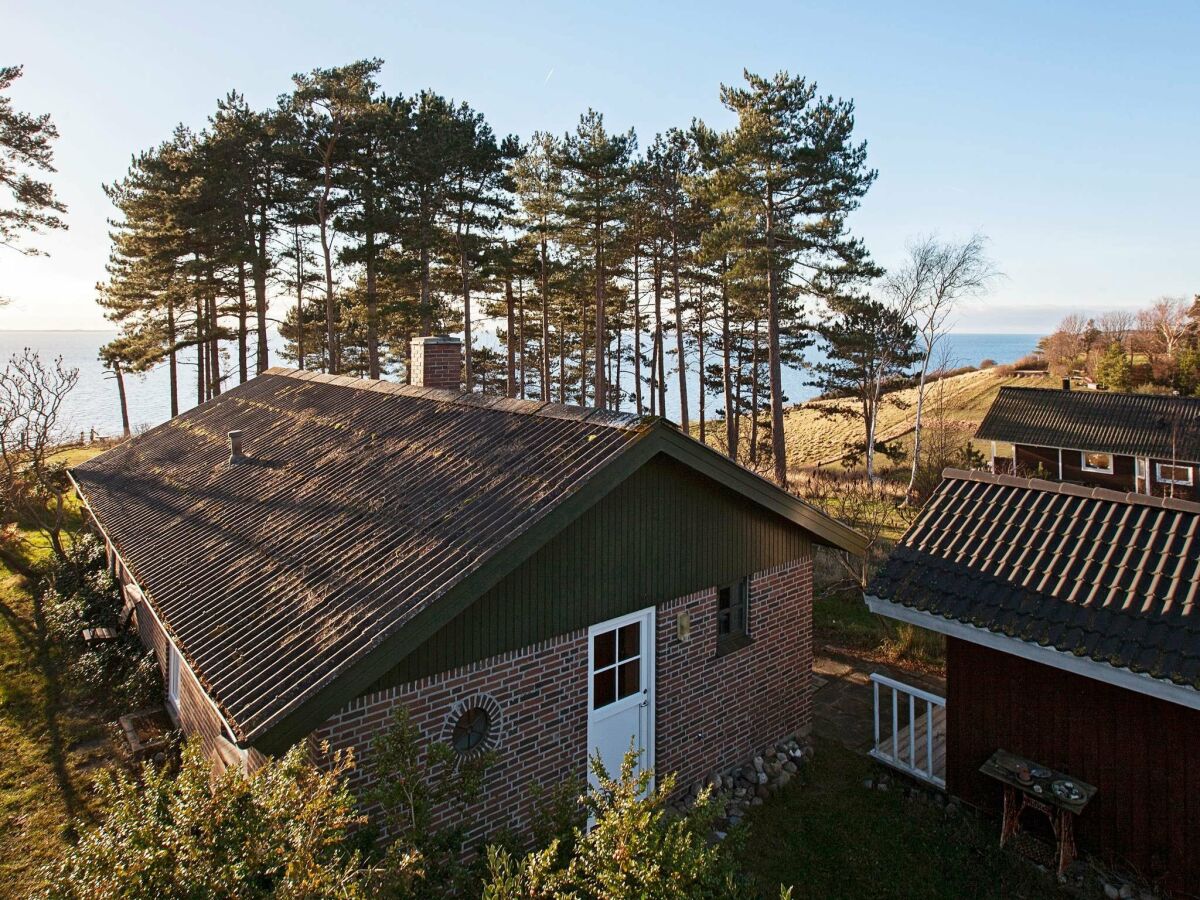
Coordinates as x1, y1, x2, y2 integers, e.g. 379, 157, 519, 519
561, 111, 635, 409
713, 71, 878, 486
0, 65, 67, 256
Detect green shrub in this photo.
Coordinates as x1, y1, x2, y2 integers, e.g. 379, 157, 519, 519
482, 748, 759, 899
40, 740, 366, 899
1096, 341, 1132, 391
363, 707, 497, 898
39, 533, 161, 715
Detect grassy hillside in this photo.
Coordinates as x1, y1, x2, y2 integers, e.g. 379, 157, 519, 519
783, 368, 1058, 472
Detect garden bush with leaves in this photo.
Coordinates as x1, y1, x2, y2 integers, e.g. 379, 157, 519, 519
39, 534, 162, 714
359, 707, 498, 897
483, 748, 759, 899
42, 740, 366, 899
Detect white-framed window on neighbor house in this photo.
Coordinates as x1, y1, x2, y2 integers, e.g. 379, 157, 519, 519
1156, 462, 1194, 486
167, 643, 181, 709
1081, 451, 1113, 474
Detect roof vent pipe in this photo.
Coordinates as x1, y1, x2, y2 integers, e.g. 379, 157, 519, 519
1062, 378, 1071, 391
228, 430, 244, 464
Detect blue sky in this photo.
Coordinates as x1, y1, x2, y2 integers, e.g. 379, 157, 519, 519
1, 0, 1197, 332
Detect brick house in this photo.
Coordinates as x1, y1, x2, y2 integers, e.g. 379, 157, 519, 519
70, 336, 863, 843
867, 468, 1200, 895
976, 384, 1200, 500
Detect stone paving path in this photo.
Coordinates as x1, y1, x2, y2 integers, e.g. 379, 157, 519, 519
811, 651, 946, 754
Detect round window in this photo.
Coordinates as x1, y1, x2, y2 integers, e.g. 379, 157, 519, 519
451, 706, 492, 755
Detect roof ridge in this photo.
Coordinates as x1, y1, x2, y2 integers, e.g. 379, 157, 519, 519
996, 384, 1200, 406
942, 466, 1200, 514
262, 367, 653, 432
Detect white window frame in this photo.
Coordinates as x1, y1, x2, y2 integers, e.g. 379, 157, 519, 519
1080, 450, 1114, 474
167, 642, 181, 709
1156, 462, 1194, 486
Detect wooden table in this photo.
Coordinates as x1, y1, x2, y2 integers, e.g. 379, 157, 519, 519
980, 749, 1096, 874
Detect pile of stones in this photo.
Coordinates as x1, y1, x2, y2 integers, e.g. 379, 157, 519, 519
671, 736, 812, 839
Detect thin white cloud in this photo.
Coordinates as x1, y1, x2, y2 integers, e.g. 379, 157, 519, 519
544, 68, 554, 84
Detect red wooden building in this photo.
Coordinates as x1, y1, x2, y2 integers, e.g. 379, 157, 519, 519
976, 384, 1200, 501
867, 469, 1200, 895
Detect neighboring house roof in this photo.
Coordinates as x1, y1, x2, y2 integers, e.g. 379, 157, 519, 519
72, 368, 863, 749
868, 469, 1200, 693
976, 386, 1200, 462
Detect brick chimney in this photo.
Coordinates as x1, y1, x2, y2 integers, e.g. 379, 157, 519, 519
410, 335, 463, 390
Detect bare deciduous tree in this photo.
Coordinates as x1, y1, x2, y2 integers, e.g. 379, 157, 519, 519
0, 349, 79, 570
1098, 310, 1136, 358
895, 234, 996, 500
1138, 296, 1190, 359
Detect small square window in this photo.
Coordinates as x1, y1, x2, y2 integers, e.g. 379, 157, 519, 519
717, 578, 751, 654
1081, 451, 1113, 474
1156, 463, 1194, 486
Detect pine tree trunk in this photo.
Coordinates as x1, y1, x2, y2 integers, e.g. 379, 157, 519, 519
295, 226, 306, 371
237, 260, 248, 383
613, 326, 622, 413
750, 317, 761, 466
633, 244, 642, 416
208, 290, 221, 397
195, 291, 206, 406
722, 266, 737, 460
593, 230, 606, 410
764, 195, 787, 487
672, 234, 689, 432
539, 234, 550, 401
579, 293, 588, 404
366, 219, 380, 379
167, 296, 178, 417
255, 222, 269, 375
557, 307, 567, 405
114, 361, 130, 437
419, 242, 433, 335
697, 290, 706, 443
505, 273, 516, 398
653, 248, 666, 417
461, 244, 473, 389
518, 278, 527, 399
320, 202, 336, 374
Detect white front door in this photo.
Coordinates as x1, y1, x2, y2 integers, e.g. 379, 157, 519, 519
587, 607, 655, 792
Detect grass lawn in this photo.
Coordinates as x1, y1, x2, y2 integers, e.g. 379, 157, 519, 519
814, 585, 946, 671
0, 444, 116, 894
0, 572, 116, 893
742, 737, 1080, 899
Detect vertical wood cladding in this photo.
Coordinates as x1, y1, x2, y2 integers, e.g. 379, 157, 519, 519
371, 453, 813, 688
946, 638, 1200, 895
315, 556, 814, 847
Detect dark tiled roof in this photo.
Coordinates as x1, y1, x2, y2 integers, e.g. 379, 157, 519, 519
74, 369, 862, 746
869, 469, 1200, 690
976, 386, 1200, 462
73, 370, 654, 742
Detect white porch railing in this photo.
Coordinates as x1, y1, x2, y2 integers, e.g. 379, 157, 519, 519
869, 672, 946, 788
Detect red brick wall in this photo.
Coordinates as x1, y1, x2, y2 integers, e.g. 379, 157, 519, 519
410, 339, 463, 390
313, 554, 813, 844
655, 557, 814, 792
312, 629, 589, 844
